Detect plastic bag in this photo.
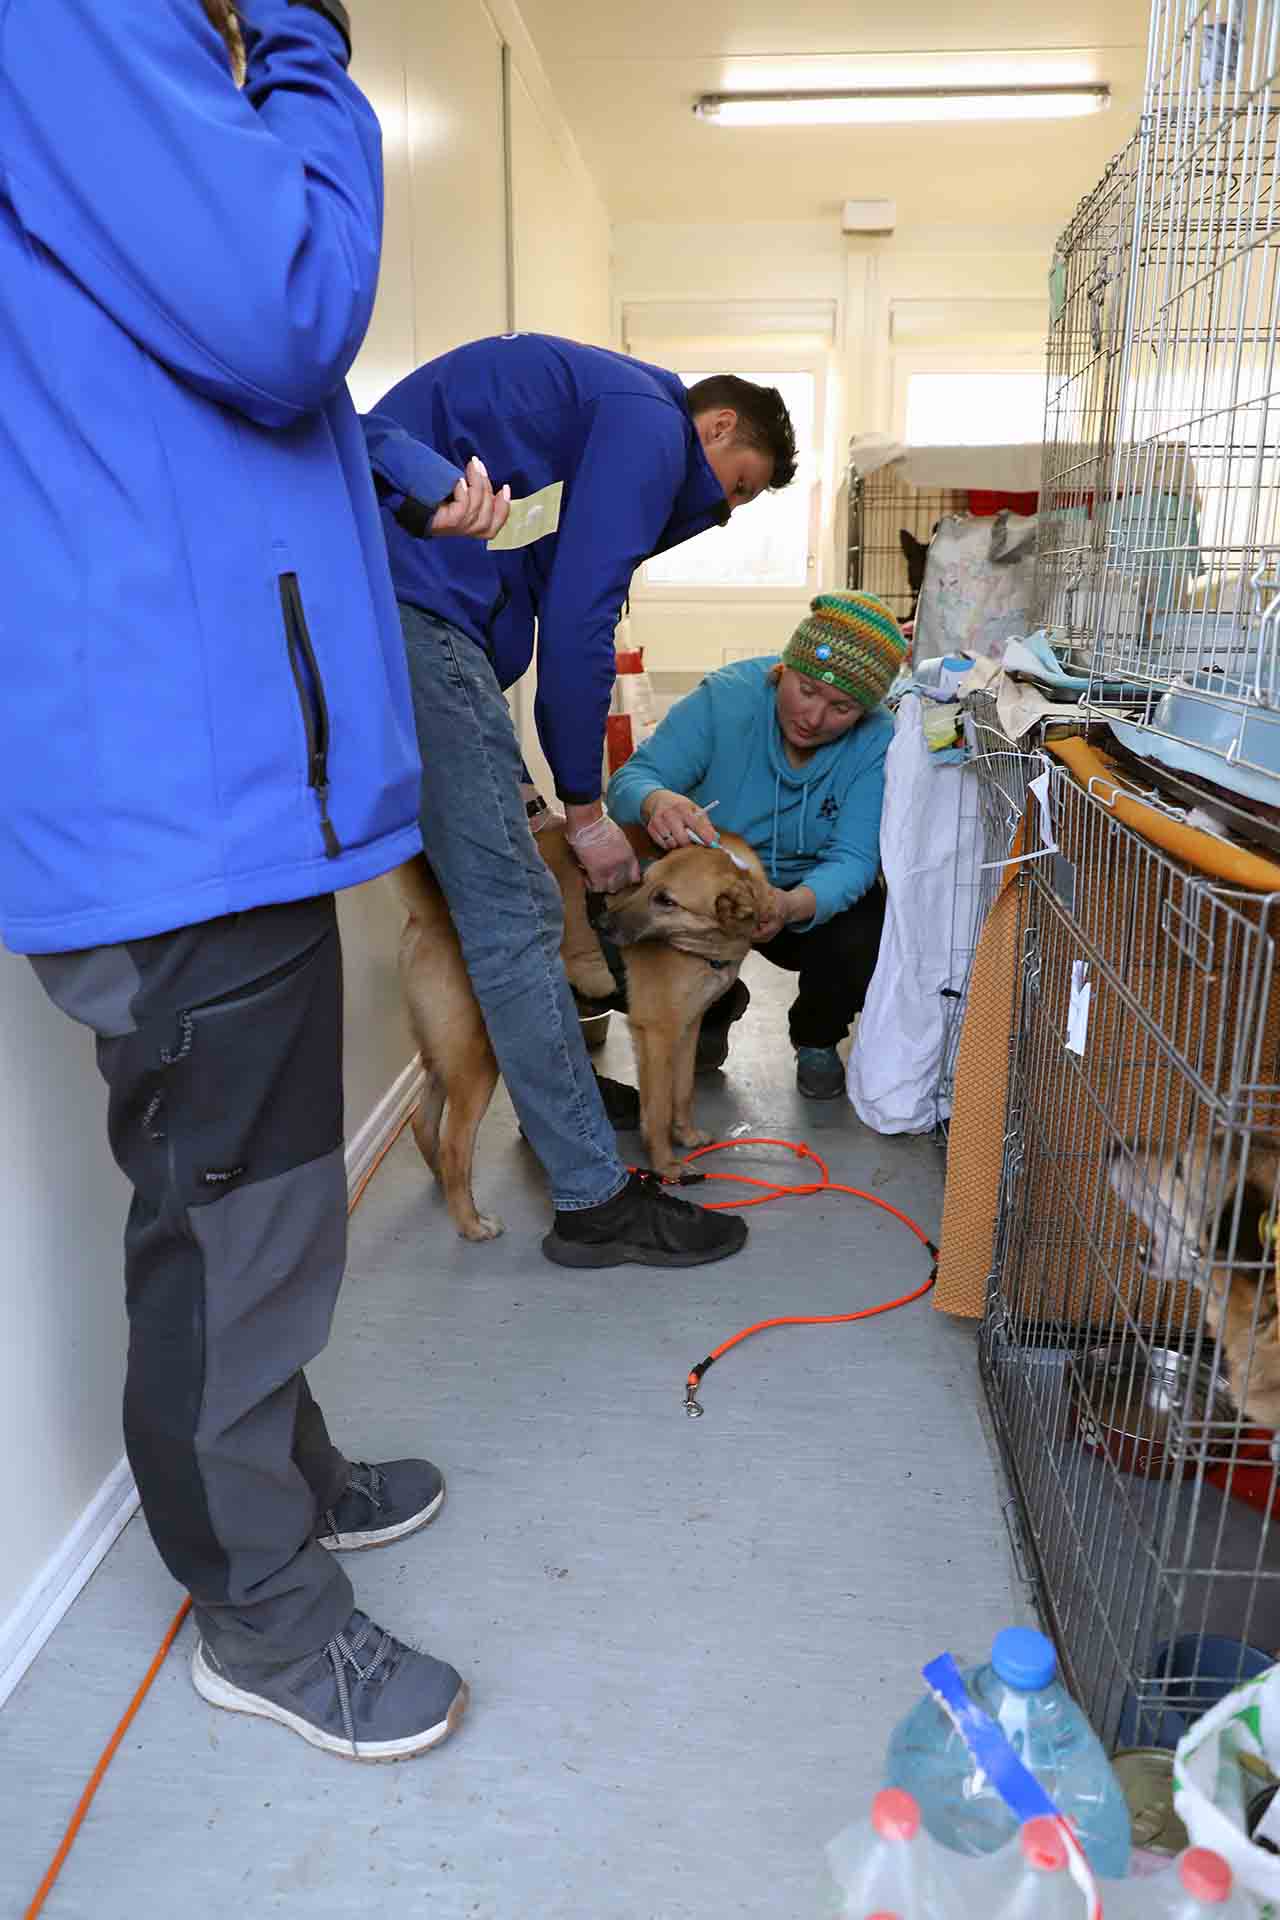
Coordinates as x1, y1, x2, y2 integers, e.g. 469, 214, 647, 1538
914, 510, 1038, 665
1174, 1665, 1280, 1913
847, 695, 979, 1134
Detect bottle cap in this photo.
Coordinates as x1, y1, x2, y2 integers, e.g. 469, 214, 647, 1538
1180, 1848, 1233, 1902
871, 1790, 920, 1842
991, 1626, 1057, 1691
1021, 1817, 1069, 1872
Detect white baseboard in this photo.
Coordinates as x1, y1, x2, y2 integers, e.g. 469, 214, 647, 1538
0, 1454, 139, 1711
0, 1057, 423, 1714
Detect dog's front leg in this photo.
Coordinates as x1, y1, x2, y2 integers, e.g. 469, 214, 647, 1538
632, 1021, 681, 1179
671, 1018, 711, 1151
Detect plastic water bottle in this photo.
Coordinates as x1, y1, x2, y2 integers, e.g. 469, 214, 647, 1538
1106, 1847, 1254, 1916
822, 1788, 959, 1917
884, 1626, 1131, 1879
990, 1817, 1086, 1920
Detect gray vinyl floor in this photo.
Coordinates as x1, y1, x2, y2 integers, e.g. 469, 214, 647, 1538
2, 956, 1025, 1920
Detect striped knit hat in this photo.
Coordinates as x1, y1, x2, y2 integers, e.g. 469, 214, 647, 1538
781, 591, 907, 710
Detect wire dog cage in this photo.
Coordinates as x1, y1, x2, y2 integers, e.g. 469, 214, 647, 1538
1037, 139, 1142, 659
980, 759, 1280, 1749
936, 692, 1035, 1133
846, 464, 967, 623
1081, 0, 1280, 794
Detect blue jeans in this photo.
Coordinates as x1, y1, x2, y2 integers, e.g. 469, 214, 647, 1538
399, 604, 626, 1212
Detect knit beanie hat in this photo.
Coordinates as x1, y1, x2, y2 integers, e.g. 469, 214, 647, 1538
781, 591, 907, 710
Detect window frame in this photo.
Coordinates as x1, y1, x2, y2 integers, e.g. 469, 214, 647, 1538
628, 350, 828, 606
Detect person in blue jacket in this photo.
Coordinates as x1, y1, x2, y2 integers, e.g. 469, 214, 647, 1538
0, 0, 512, 1765
370, 340, 796, 1265
609, 592, 907, 1100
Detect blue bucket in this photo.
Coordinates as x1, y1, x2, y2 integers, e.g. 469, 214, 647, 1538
1117, 1635, 1273, 1749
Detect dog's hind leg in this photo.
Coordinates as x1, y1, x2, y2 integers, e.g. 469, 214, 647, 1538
410, 1071, 446, 1178
438, 1051, 504, 1241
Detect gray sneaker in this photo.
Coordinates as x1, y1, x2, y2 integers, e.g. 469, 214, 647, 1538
192, 1610, 468, 1762
795, 1045, 845, 1099
316, 1459, 445, 1553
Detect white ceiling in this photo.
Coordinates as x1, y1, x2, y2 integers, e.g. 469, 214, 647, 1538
517, 0, 1152, 230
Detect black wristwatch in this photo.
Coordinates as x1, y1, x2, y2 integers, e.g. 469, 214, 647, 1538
289, 0, 351, 56
525, 795, 549, 820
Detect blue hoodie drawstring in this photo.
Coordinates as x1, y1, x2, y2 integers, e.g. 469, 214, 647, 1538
770, 771, 782, 883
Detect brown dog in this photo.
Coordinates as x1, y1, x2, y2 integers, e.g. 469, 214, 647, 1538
1108, 1130, 1280, 1438
392, 824, 768, 1239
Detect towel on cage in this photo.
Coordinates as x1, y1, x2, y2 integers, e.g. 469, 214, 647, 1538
1047, 736, 1280, 892
847, 694, 981, 1134
932, 815, 1027, 1318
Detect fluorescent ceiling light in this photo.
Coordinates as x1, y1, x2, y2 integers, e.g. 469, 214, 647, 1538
694, 86, 1110, 127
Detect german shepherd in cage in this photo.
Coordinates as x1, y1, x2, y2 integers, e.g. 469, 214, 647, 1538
1108, 1132, 1280, 1444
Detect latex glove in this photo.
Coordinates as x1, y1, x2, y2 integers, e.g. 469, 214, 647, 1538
566, 813, 641, 892
430, 458, 511, 540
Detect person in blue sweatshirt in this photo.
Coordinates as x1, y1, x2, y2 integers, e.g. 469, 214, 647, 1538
0, 0, 515, 1766
369, 341, 796, 1265
608, 592, 906, 1100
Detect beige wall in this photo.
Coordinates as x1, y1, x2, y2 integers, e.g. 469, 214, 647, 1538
614, 218, 1054, 675
2, 0, 611, 1679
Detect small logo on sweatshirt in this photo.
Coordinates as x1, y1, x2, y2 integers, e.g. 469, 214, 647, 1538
818, 795, 840, 822
201, 1165, 247, 1187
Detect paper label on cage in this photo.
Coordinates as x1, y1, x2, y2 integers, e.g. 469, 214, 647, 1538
486, 480, 563, 551
1028, 769, 1059, 853
1066, 960, 1091, 1056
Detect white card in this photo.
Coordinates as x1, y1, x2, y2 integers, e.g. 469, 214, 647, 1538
486, 480, 563, 551
1028, 768, 1059, 853
1066, 960, 1091, 1056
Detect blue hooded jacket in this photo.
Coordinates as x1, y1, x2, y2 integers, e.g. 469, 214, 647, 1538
608, 658, 892, 928
0, 0, 464, 956
370, 336, 731, 804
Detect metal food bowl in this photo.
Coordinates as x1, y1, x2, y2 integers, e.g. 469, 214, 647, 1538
1070, 1342, 1238, 1479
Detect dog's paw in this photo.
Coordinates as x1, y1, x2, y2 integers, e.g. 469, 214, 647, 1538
459, 1212, 504, 1242
672, 1124, 713, 1148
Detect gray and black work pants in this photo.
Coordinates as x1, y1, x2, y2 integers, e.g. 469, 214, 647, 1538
31, 896, 356, 1672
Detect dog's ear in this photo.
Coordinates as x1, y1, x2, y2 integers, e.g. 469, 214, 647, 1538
900, 529, 929, 593
715, 878, 758, 933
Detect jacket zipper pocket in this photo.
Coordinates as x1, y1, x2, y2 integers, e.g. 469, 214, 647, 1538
279, 573, 341, 859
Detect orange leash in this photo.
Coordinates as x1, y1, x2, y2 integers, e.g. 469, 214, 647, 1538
666, 1137, 939, 1417
24, 1103, 417, 1920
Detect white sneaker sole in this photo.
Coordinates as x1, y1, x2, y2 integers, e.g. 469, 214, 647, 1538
191, 1640, 468, 1762
318, 1481, 446, 1553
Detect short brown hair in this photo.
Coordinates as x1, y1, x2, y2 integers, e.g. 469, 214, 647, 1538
686, 375, 798, 490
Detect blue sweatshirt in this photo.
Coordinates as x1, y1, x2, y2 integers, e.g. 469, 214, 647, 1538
0, 0, 449, 955
370, 336, 730, 804
607, 658, 891, 928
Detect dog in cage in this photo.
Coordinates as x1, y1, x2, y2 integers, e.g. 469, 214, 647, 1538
1108, 1131, 1280, 1448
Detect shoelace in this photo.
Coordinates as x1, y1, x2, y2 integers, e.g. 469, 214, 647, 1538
325, 1616, 395, 1755
321, 1462, 386, 1540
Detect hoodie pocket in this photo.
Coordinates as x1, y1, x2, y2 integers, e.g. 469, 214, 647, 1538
279, 573, 341, 859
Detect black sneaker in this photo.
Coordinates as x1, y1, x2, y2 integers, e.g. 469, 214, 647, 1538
695, 979, 751, 1072
542, 1171, 748, 1268
795, 1045, 845, 1100
192, 1610, 467, 1762
316, 1459, 445, 1553
593, 1070, 640, 1131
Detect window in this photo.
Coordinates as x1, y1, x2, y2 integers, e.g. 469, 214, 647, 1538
905, 370, 1048, 447
640, 369, 817, 590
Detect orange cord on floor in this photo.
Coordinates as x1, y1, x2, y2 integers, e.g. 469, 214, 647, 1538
660, 1137, 938, 1416
26, 1122, 936, 1916
24, 1104, 417, 1920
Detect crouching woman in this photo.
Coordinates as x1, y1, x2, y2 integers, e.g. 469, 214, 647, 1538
607, 591, 905, 1098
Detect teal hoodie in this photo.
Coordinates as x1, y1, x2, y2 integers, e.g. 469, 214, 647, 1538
607, 656, 891, 929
